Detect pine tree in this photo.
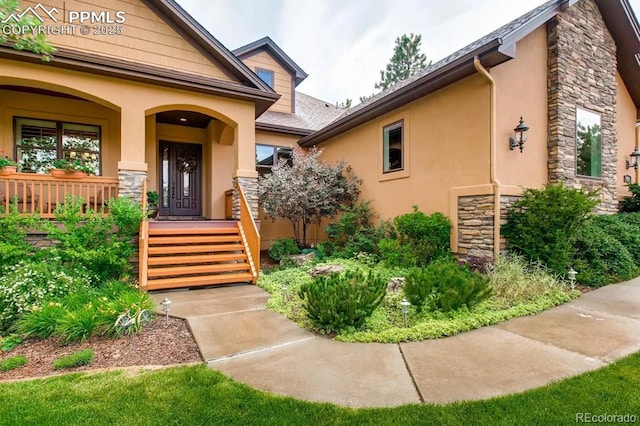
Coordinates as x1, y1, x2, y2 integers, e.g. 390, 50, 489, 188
375, 33, 429, 90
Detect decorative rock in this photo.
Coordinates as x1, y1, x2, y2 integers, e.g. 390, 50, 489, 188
308, 264, 344, 277
282, 252, 316, 267
386, 277, 406, 293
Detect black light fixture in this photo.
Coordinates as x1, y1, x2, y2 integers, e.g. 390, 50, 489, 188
509, 117, 530, 153
625, 147, 640, 169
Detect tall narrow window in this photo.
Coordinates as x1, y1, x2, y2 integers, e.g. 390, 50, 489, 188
383, 120, 403, 173
15, 118, 101, 174
256, 68, 274, 88
575, 108, 602, 178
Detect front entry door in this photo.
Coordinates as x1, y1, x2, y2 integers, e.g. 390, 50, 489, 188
159, 141, 202, 216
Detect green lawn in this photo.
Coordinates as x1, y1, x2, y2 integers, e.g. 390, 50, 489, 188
1, 352, 639, 425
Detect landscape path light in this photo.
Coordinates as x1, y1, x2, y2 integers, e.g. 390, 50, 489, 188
400, 298, 411, 328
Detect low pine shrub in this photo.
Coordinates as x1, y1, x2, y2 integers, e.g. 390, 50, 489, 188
618, 183, 640, 212
590, 215, 640, 264
501, 183, 599, 275
268, 238, 300, 261
573, 222, 637, 287
0, 355, 28, 372
404, 260, 491, 312
53, 349, 94, 370
299, 269, 386, 332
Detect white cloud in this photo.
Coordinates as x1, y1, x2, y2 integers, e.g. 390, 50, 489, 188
177, 0, 640, 105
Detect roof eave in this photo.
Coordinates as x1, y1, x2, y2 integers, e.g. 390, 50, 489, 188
299, 40, 507, 147
256, 122, 314, 136
234, 36, 308, 86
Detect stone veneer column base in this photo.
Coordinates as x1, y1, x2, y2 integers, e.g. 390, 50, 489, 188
118, 170, 148, 203
232, 176, 259, 220
457, 194, 522, 263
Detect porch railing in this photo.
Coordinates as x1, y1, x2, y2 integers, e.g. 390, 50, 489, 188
237, 184, 260, 283
0, 172, 119, 218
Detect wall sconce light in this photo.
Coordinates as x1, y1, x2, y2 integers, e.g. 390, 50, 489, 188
509, 117, 530, 153
625, 147, 640, 169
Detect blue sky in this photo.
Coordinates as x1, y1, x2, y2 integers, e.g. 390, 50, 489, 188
177, 0, 640, 106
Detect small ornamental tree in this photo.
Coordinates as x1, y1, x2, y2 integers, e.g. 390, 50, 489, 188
258, 148, 362, 247
0, 0, 55, 60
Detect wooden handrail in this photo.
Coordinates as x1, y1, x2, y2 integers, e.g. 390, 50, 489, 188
0, 172, 119, 218
237, 184, 260, 283
138, 219, 149, 292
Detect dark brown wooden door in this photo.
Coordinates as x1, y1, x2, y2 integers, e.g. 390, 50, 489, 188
159, 141, 202, 216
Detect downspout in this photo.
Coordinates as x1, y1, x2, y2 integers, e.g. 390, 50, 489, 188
636, 122, 640, 184
473, 56, 501, 261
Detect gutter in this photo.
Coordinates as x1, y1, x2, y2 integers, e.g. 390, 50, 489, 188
637, 122, 640, 183
473, 57, 501, 261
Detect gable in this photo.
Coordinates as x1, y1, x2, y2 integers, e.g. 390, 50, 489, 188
241, 50, 293, 113
13, 0, 239, 82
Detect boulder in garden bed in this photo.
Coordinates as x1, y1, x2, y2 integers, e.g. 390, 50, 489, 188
308, 264, 344, 278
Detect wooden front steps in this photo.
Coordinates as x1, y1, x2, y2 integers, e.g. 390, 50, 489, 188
139, 221, 256, 291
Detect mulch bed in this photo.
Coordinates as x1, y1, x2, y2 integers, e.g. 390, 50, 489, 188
0, 316, 202, 381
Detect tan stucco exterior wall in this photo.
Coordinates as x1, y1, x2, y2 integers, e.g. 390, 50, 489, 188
493, 26, 549, 189
0, 88, 121, 176
616, 72, 639, 196
240, 50, 293, 113
318, 74, 491, 226
16, 0, 236, 82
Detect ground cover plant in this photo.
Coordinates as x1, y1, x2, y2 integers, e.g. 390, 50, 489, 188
52, 349, 94, 370
0, 351, 639, 425
259, 256, 577, 343
0, 354, 27, 372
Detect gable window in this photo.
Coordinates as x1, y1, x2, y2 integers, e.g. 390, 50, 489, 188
256, 68, 274, 88
15, 118, 101, 175
383, 120, 403, 173
575, 108, 602, 178
256, 144, 292, 175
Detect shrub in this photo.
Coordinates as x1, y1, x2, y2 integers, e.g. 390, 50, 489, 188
393, 207, 452, 266
618, 183, 640, 212
378, 238, 415, 268
487, 254, 566, 306
53, 349, 94, 370
573, 222, 637, 287
590, 215, 640, 264
501, 183, 599, 275
299, 269, 386, 332
0, 203, 41, 270
0, 355, 28, 372
0, 334, 22, 352
268, 238, 300, 261
43, 195, 141, 282
0, 260, 89, 332
404, 260, 491, 312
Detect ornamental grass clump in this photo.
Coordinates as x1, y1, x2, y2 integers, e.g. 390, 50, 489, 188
299, 269, 386, 332
53, 349, 94, 370
0, 355, 28, 372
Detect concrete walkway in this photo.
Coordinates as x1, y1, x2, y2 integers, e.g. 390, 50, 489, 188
150, 278, 640, 407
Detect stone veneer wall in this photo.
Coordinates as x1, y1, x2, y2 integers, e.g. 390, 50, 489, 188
232, 176, 259, 220
118, 170, 148, 203
547, 0, 618, 213
457, 194, 521, 262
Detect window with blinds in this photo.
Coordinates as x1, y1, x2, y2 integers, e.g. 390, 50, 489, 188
15, 118, 101, 174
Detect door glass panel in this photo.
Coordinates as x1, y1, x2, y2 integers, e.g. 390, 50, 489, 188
162, 147, 169, 208
183, 172, 190, 197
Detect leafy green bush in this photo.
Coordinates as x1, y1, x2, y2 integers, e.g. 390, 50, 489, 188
618, 183, 640, 212
299, 269, 386, 332
0, 355, 28, 371
487, 254, 567, 306
324, 201, 395, 259
392, 207, 451, 266
502, 183, 599, 275
0, 334, 22, 352
0, 203, 41, 270
378, 238, 415, 268
268, 238, 300, 261
53, 349, 94, 370
404, 261, 491, 312
590, 215, 640, 264
573, 221, 637, 287
0, 260, 89, 332
43, 195, 141, 282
